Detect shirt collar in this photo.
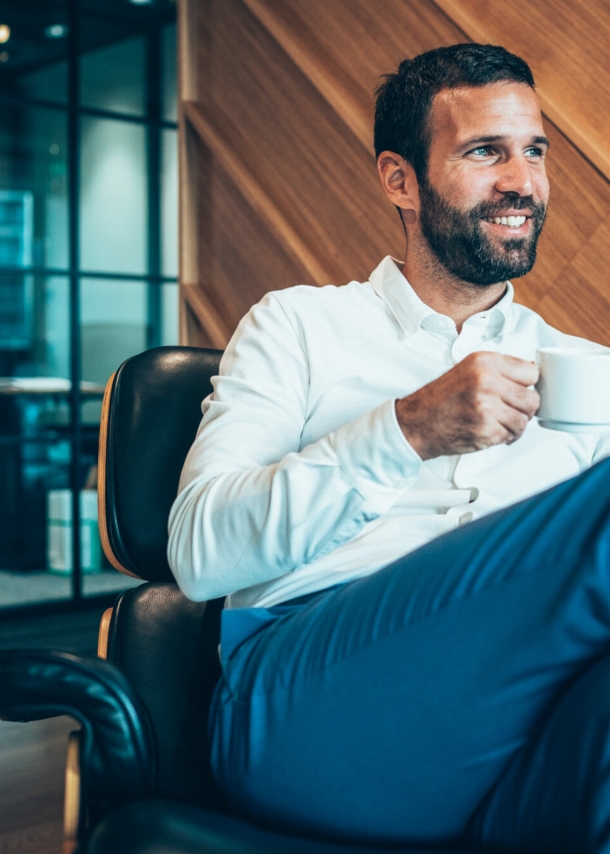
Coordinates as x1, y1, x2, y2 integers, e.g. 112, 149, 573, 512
368, 255, 515, 340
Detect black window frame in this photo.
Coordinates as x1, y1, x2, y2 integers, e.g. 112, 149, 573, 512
0, 0, 178, 618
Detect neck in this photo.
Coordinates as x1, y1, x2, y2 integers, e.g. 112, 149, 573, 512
401, 234, 507, 333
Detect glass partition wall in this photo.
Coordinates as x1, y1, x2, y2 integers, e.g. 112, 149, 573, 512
0, 0, 177, 613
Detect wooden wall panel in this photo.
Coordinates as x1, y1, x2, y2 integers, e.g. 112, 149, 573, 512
179, 0, 610, 349
209, 166, 313, 331
242, 0, 464, 150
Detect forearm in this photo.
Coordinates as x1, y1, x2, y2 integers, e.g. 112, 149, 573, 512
169, 448, 365, 601
168, 400, 421, 602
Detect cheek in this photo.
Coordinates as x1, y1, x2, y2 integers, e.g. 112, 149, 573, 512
536, 173, 550, 203
444, 173, 493, 208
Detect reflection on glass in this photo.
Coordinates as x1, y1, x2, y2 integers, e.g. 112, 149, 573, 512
80, 278, 148, 387
161, 23, 177, 122
0, 190, 33, 266
162, 282, 179, 345
0, 103, 69, 269
0, 272, 33, 352
42, 276, 70, 379
0, 439, 72, 607
47, 488, 99, 574
80, 116, 147, 274
19, 61, 68, 104
80, 37, 145, 116
82, 572, 143, 597
161, 128, 178, 278
0, 275, 69, 384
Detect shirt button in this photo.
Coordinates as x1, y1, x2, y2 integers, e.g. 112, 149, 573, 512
392, 478, 405, 489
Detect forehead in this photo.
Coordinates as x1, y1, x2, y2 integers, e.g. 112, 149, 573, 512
427, 82, 545, 150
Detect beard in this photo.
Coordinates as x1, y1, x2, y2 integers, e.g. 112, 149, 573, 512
417, 177, 547, 286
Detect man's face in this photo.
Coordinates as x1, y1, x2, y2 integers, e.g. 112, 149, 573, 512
416, 82, 550, 286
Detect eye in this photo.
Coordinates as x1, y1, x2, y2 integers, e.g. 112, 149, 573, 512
525, 146, 546, 158
469, 145, 493, 157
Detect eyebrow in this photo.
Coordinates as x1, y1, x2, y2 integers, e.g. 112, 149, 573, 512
460, 134, 550, 150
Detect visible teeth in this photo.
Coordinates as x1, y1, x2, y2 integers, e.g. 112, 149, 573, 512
486, 215, 526, 227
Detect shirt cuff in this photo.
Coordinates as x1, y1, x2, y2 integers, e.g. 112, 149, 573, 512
329, 398, 422, 515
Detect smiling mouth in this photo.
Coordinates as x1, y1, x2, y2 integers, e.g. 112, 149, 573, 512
484, 215, 528, 228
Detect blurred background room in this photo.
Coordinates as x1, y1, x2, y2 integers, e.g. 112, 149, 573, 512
0, 0, 177, 628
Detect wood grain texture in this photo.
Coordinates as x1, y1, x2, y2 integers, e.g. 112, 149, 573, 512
184, 100, 332, 284
206, 0, 403, 283
241, 0, 372, 151
179, 0, 610, 347
206, 166, 314, 330
244, 0, 464, 150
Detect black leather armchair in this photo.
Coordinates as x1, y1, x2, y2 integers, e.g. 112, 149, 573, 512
0, 346, 483, 854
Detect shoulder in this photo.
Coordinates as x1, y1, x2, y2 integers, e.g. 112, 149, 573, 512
511, 301, 608, 350
268, 279, 371, 314
221, 278, 371, 374
238, 279, 375, 346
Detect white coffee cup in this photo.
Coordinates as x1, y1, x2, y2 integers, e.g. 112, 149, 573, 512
536, 347, 610, 432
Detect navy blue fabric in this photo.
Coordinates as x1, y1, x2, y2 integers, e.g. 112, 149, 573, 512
209, 458, 610, 851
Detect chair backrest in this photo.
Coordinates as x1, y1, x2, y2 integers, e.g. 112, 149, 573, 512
98, 346, 227, 808
99, 346, 223, 582
106, 583, 225, 808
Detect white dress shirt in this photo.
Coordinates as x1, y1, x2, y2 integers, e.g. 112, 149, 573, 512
168, 256, 610, 609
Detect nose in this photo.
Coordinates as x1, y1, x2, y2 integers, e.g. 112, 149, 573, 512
494, 155, 533, 198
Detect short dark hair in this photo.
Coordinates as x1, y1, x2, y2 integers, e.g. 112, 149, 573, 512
374, 44, 535, 181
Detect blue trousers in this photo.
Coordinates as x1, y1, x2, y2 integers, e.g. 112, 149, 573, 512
209, 458, 610, 852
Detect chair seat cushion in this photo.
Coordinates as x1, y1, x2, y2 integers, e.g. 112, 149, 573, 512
86, 799, 480, 854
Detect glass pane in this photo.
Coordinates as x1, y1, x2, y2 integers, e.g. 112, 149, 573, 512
0, 272, 33, 352
80, 117, 147, 274
0, 439, 73, 607
161, 128, 178, 278
0, 103, 69, 269
82, 554, 143, 597
80, 277, 148, 386
162, 282, 179, 345
19, 61, 68, 104
161, 22, 177, 122
43, 275, 70, 379
0, 274, 69, 382
80, 36, 146, 116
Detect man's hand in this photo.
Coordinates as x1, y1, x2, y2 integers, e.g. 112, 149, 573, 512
395, 352, 540, 460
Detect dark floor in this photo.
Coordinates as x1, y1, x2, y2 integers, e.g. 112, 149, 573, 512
0, 608, 107, 854
0, 606, 105, 655
0, 716, 74, 854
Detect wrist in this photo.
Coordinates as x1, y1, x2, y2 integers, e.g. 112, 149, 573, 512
394, 397, 435, 461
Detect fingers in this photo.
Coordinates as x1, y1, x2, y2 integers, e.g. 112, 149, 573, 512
467, 351, 540, 421
496, 401, 530, 444
500, 380, 540, 418
496, 353, 540, 387
396, 351, 541, 460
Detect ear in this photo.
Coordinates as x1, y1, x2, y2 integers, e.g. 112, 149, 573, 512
376, 151, 420, 225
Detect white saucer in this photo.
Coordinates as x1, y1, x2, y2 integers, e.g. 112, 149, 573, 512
539, 419, 610, 433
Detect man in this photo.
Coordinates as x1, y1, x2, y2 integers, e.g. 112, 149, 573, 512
169, 44, 610, 852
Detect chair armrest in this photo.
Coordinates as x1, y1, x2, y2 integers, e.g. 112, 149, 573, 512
0, 649, 155, 809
